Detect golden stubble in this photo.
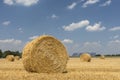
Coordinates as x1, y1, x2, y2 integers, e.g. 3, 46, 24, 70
0, 57, 120, 80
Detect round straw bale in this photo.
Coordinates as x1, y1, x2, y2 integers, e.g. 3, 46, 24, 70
100, 55, 105, 59
22, 35, 69, 73
15, 56, 20, 60
80, 53, 91, 62
6, 55, 14, 62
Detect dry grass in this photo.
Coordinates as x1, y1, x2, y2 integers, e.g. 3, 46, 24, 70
6, 55, 14, 62
0, 57, 120, 80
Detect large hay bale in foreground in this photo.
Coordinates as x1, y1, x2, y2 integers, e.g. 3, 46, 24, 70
6, 55, 14, 62
100, 55, 105, 59
14, 56, 20, 60
80, 53, 91, 62
22, 35, 69, 73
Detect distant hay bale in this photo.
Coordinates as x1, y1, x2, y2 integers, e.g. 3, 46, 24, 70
100, 55, 105, 59
22, 35, 69, 73
14, 56, 20, 60
6, 55, 14, 62
80, 53, 91, 62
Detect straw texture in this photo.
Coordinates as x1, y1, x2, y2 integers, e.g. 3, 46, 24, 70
6, 55, 14, 62
80, 53, 91, 62
22, 35, 69, 73
15, 56, 20, 60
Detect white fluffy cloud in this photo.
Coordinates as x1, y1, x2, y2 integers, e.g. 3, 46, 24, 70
86, 22, 106, 32
109, 27, 120, 31
0, 39, 22, 44
63, 20, 89, 31
81, 41, 120, 54
3, 0, 39, 6
100, 0, 111, 7
83, 41, 101, 47
67, 2, 77, 10
63, 20, 106, 32
65, 39, 120, 55
3, 0, 14, 5
18, 28, 23, 33
107, 40, 120, 54
51, 14, 58, 19
62, 39, 73, 44
109, 40, 120, 44
78, 41, 102, 53
67, 0, 111, 8
29, 35, 39, 40
2, 21, 11, 26
82, 0, 99, 8
113, 35, 119, 39
0, 39, 23, 51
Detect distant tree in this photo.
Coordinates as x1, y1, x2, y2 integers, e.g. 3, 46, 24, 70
116, 54, 120, 56
95, 54, 101, 56
12, 51, 21, 57
2, 50, 22, 58
0, 49, 2, 58
72, 53, 79, 57
2, 50, 13, 58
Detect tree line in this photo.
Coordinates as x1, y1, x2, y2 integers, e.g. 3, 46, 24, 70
0, 49, 22, 58
0, 49, 120, 58
95, 54, 120, 57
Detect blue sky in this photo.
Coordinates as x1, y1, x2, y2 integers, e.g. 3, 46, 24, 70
0, 0, 120, 55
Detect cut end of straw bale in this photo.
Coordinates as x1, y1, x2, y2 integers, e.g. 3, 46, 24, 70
14, 56, 20, 60
6, 55, 14, 62
80, 53, 91, 62
22, 35, 69, 73
100, 55, 105, 59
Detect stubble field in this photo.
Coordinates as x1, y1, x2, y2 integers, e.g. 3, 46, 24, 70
0, 57, 120, 80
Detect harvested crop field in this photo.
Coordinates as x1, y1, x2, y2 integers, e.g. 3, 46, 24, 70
0, 57, 120, 80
